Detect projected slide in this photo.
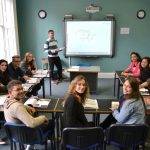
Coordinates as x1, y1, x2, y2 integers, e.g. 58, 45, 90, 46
65, 21, 115, 57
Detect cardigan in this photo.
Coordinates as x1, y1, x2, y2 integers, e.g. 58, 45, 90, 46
4, 97, 47, 128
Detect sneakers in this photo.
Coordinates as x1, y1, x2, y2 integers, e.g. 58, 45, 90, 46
25, 145, 34, 150
52, 79, 62, 85
0, 139, 7, 145
52, 80, 58, 84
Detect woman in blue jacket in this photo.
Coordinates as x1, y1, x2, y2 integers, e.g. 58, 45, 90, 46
100, 76, 145, 129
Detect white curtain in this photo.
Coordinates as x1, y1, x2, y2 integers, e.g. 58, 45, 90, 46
0, 0, 19, 62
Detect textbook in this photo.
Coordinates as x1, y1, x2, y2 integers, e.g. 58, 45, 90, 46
84, 98, 98, 109
24, 97, 50, 108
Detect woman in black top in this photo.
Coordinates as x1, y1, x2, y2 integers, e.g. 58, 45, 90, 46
139, 57, 150, 89
0, 60, 9, 144
63, 75, 94, 128
0, 59, 10, 94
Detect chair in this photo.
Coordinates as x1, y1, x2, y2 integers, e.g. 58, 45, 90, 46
62, 127, 104, 150
4, 122, 54, 150
42, 58, 49, 70
105, 124, 149, 150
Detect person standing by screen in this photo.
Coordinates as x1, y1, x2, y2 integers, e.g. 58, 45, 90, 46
44, 29, 62, 84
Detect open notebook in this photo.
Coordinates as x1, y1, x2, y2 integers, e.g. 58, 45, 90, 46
24, 97, 50, 108
84, 98, 98, 109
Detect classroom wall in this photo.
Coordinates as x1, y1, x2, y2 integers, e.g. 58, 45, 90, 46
16, 0, 150, 72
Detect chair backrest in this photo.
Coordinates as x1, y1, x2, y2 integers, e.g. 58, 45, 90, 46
4, 122, 45, 145
106, 124, 149, 149
62, 127, 104, 150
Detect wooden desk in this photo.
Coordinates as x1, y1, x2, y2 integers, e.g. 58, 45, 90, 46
67, 66, 100, 93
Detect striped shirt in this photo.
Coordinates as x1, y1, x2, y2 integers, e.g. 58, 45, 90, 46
44, 38, 59, 57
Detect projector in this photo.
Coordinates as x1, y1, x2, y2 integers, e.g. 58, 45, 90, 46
86, 4, 100, 14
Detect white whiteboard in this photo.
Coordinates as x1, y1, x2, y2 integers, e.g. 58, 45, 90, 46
65, 21, 115, 57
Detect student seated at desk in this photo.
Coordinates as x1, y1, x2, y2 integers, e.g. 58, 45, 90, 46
121, 52, 141, 80
100, 77, 145, 129
63, 75, 94, 128
21, 52, 36, 77
4, 80, 54, 137
8, 55, 29, 83
139, 57, 150, 89
0, 59, 10, 94
0, 59, 10, 144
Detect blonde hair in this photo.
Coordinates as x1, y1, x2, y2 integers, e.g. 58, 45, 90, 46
24, 52, 35, 62
64, 75, 90, 104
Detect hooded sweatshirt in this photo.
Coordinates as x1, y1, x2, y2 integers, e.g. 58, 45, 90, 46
4, 97, 47, 128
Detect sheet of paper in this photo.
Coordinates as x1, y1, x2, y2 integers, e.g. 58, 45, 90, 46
84, 98, 98, 109
140, 88, 148, 92
22, 84, 33, 91
58, 47, 65, 51
0, 95, 7, 106
36, 99, 50, 108
24, 98, 37, 106
27, 78, 40, 84
24, 98, 50, 108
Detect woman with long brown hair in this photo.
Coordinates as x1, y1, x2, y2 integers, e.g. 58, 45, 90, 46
139, 57, 150, 89
63, 75, 94, 128
100, 76, 145, 129
0, 59, 10, 94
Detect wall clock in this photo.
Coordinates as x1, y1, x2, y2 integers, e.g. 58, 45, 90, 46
38, 10, 47, 19
137, 9, 146, 19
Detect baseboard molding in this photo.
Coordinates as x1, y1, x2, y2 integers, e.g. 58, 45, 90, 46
98, 72, 115, 78
63, 70, 115, 79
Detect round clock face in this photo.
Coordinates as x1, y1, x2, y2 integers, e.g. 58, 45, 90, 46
137, 10, 146, 19
38, 10, 47, 19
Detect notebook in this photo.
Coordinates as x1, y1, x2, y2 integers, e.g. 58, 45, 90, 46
84, 98, 98, 109
24, 97, 50, 108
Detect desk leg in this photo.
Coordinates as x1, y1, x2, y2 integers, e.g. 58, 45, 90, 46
42, 78, 45, 98
49, 71, 52, 96
117, 79, 120, 99
114, 73, 117, 97
92, 114, 100, 126
54, 113, 62, 149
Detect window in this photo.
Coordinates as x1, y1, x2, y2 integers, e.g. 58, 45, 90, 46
0, 0, 19, 62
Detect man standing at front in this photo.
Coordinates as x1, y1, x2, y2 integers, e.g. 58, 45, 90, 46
44, 30, 62, 84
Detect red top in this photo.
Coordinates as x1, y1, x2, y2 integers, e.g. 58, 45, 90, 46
124, 61, 141, 78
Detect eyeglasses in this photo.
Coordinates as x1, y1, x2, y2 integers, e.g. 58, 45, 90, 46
13, 61, 21, 62
12, 88, 24, 91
